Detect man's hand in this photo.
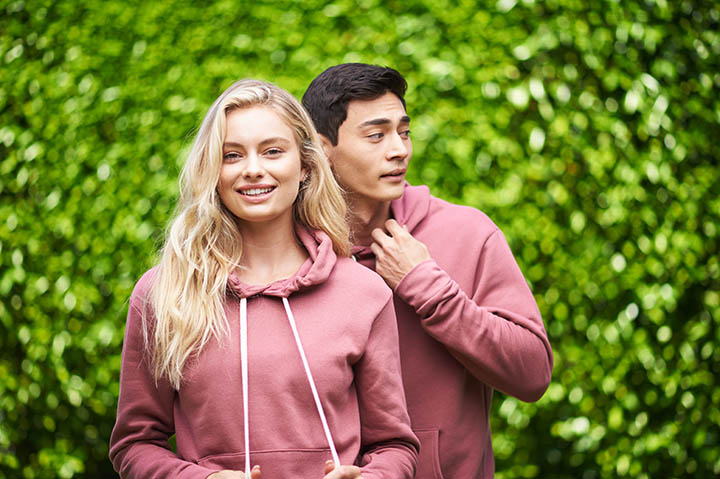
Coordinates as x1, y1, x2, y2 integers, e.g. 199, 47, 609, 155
208, 465, 261, 479
323, 460, 363, 479
370, 219, 431, 289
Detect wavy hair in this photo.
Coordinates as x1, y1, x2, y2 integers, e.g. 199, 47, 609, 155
148, 79, 350, 388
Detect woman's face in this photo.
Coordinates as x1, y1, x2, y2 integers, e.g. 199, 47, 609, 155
218, 106, 306, 228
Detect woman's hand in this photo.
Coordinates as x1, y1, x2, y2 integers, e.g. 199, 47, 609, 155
208, 465, 261, 479
323, 460, 363, 479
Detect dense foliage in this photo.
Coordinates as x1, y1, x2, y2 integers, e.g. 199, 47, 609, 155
1, 0, 718, 477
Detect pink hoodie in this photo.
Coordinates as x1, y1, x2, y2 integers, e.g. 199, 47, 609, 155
352, 184, 553, 479
110, 227, 419, 479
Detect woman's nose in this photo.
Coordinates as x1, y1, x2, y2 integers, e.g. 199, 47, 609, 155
242, 153, 264, 178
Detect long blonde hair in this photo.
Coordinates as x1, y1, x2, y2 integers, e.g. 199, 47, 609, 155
148, 79, 350, 389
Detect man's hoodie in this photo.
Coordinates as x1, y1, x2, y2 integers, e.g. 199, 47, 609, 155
352, 184, 553, 479
110, 226, 419, 479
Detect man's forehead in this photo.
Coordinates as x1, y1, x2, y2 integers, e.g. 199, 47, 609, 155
346, 92, 409, 126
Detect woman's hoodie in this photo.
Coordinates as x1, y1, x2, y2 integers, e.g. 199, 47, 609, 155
109, 226, 419, 479
352, 184, 553, 479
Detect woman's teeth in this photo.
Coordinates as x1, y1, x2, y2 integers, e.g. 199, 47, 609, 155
241, 187, 274, 196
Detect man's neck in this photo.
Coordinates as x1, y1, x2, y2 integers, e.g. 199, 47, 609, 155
348, 195, 393, 246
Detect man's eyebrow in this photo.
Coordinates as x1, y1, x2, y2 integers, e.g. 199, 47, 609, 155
358, 115, 411, 128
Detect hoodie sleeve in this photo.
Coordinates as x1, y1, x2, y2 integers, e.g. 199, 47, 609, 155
354, 297, 420, 479
394, 229, 553, 402
109, 282, 217, 479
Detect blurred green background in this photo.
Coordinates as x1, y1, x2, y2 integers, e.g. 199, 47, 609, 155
2, 0, 718, 477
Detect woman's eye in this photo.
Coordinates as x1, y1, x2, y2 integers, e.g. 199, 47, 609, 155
265, 148, 283, 156
223, 152, 241, 162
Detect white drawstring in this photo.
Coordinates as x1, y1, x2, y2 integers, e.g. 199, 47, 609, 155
239, 296, 340, 471
240, 298, 251, 477
282, 297, 341, 467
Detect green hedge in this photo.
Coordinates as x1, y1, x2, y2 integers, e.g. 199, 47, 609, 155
1, 1, 718, 477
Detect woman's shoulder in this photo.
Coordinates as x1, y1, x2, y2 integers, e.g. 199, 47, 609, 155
130, 265, 161, 303
331, 257, 393, 299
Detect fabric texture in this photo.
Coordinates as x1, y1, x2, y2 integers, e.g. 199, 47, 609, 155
351, 184, 553, 479
110, 226, 419, 479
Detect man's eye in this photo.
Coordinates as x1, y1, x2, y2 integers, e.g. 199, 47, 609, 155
400, 130, 411, 139
368, 133, 384, 140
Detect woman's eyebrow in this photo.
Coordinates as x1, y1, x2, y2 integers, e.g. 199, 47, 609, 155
223, 137, 292, 149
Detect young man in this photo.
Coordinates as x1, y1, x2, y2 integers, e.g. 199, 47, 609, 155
303, 63, 553, 479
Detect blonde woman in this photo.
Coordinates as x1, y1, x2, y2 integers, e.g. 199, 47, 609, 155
109, 80, 419, 479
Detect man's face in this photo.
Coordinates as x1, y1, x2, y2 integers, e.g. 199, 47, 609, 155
324, 92, 412, 204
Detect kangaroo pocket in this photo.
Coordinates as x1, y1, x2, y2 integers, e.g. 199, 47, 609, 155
414, 428, 444, 479
198, 448, 333, 477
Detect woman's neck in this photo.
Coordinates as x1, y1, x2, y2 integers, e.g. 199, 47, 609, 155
236, 217, 308, 285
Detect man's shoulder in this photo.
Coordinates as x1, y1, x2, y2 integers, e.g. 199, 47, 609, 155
424, 190, 499, 233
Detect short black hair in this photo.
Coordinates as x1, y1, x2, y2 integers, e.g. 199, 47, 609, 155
302, 63, 408, 145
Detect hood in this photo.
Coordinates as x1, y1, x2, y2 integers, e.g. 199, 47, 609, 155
351, 182, 431, 258
227, 225, 336, 298
391, 182, 432, 232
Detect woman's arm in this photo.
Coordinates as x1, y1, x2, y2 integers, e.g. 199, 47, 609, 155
353, 297, 419, 479
109, 280, 218, 479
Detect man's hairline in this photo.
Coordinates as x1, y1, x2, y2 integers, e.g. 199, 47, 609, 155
334, 90, 408, 137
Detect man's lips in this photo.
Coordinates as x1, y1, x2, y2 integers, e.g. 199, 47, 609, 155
380, 168, 406, 178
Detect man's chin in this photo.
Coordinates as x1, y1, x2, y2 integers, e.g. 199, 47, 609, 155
375, 182, 405, 201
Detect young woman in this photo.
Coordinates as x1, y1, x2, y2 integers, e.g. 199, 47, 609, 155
109, 80, 418, 479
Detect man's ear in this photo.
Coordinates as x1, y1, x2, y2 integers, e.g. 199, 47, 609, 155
318, 134, 334, 163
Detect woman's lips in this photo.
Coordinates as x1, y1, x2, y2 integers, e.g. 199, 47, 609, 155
236, 185, 276, 202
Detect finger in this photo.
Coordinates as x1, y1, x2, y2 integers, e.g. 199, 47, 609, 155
384, 219, 406, 237
250, 465, 261, 479
325, 465, 362, 479
370, 227, 392, 247
369, 242, 384, 259
324, 460, 335, 475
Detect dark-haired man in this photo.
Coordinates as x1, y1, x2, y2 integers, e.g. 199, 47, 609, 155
303, 63, 553, 478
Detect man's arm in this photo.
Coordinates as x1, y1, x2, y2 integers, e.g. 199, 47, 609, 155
371, 220, 553, 402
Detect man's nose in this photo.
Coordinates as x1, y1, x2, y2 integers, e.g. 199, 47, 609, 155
386, 132, 409, 160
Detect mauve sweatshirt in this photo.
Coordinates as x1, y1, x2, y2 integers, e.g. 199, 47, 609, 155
109, 227, 419, 479
352, 184, 554, 479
